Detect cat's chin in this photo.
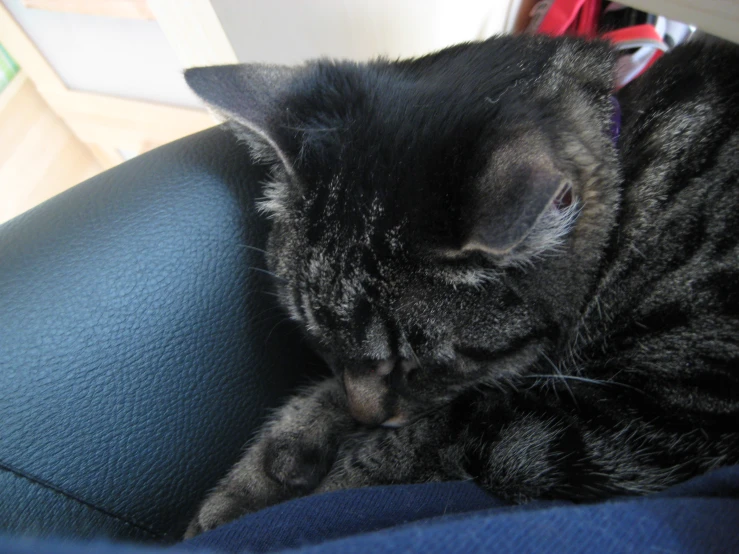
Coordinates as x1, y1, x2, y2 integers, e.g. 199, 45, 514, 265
380, 414, 408, 428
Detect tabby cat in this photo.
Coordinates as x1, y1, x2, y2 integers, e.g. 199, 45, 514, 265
183, 34, 739, 537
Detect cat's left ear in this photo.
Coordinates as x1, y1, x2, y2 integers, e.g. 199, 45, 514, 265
185, 64, 298, 176
461, 152, 579, 265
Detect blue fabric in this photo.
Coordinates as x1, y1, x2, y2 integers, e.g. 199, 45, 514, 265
2, 466, 738, 554
180, 480, 514, 552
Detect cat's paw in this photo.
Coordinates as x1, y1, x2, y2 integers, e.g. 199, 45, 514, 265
184, 433, 340, 539
184, 442, 293, 539
184, 490, 254, 539
184, 436, 333, 539
263, 435, 332, 490
184, 378, 356, 538
257, 379, 356, 491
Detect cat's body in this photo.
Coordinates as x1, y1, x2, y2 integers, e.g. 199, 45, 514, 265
184, 35, 739, 536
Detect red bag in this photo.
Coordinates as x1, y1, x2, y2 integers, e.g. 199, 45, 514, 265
526, 0, 669, 88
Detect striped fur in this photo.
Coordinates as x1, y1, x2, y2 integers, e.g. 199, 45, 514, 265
185, 35, 739, 537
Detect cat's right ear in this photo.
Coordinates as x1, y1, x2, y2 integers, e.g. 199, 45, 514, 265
185, 64, 297, 177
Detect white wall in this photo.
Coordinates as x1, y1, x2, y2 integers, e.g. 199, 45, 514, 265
211, 0, 518, 64
2, 0, 520, 108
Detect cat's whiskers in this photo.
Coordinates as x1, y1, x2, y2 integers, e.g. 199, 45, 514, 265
400, 329, 424, 371
237, 244, 268, 255
475, 379, 508, 396
392, 401, 452, 431
248, 266, 287, 282
630, 244, 647, 258
521, 373, 647, 396
250, 303, 286, 324
281, 125, 340, 133
594, 296, 607, 324
265, 316, 296, 342
540, 352, 577, 406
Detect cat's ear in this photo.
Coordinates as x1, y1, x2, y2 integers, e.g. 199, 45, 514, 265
462, 157, 579, 265
185, 64, 298, 176
548, 39, 616, 93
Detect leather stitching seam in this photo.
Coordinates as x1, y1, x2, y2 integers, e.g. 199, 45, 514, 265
0, 460, 164, 539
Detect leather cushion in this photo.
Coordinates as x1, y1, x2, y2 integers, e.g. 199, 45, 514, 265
0, 126, 325, 542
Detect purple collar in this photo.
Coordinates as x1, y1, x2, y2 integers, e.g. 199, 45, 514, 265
610, 96, 621, 146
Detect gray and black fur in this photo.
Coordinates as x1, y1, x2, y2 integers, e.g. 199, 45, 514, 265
183, 35, 739, 537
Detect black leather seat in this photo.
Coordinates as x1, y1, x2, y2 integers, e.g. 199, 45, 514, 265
0, 126, 325, 542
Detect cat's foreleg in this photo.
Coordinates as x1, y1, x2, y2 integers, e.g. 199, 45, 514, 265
185, 378, 356, 538
315, 391, 737, 503
462, 397, 737, 502
315, 409, 463, 493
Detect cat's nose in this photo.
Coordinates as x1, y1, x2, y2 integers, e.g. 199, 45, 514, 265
343, 360, 396, 426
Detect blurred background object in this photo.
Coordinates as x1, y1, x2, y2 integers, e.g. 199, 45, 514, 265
0, 0, 736, 224
525, 1, 697, 89
0, 41, 19, 92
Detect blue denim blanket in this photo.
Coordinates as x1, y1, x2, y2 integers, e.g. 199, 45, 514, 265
2, 465, 738, 553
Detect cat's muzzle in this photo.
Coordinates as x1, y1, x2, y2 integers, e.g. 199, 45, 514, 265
343, 360, 407, 427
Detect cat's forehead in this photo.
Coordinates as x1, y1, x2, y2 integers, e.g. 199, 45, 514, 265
277, 66, 493, 254
282, 60, 494, 175
304, 175, 402, 236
